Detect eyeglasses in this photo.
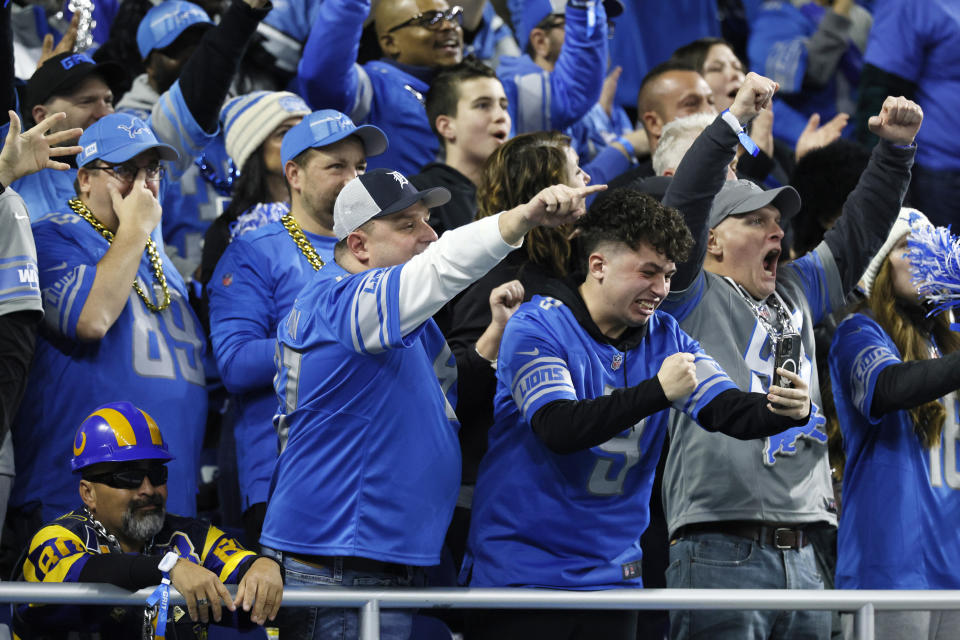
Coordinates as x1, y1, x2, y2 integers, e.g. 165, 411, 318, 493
84, 465, 168, 489
86, 162, 165, 183
387, 6, 464, 33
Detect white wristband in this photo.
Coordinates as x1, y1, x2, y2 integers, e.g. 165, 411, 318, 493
158, 551, 178, 573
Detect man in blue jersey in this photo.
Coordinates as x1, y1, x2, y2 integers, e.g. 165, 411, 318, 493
208, 109, 387, 546
262, 167, 604, 639
11, 113, 208, 551
658, 71, 922, 639
461, 188, 812, 640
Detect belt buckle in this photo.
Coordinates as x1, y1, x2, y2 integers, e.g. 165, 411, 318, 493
773, 527, 795, 550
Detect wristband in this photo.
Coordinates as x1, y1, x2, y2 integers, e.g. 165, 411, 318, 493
146, 552, 178, 637
720, 109, 760, 157
614, 136, 635, 159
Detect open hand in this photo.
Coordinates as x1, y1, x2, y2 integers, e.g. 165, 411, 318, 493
0, 111, 82, 185
868, 96, 923, 146
169, 558, 235, 624
37, 12, 79, 69
233, 557, 283, 625
795, 112, 849, 161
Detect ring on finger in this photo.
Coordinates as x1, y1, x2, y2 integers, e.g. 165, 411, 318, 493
196, 597, 209, 606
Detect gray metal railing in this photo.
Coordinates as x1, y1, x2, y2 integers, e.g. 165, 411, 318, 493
3, 583, 960, 640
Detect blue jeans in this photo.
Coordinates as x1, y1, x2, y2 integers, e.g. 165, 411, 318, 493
269, 551, 425, 640
666, 532, 830, 640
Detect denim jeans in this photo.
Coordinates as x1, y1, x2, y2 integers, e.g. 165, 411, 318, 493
666, 532, 830, 640
268, 550, 425, 640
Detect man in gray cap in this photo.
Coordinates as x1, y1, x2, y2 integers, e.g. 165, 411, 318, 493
657, 71, 923, 640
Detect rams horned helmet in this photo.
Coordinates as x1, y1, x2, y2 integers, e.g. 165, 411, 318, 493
71, 401, 174, 472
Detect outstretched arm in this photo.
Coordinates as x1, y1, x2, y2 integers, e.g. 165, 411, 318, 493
296, 0, 368, 116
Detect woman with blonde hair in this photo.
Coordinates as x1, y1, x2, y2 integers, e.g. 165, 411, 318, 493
829, 208, 960, 639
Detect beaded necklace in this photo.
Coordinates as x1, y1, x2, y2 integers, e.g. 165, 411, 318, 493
281, 214, 325, 271
68, 198, 171, 312
194, 155, 239, 197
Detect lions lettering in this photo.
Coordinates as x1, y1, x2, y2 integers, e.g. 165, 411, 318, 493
516, 366, 568, 397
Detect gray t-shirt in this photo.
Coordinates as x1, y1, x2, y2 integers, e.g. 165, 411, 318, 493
0, 188, 42, 317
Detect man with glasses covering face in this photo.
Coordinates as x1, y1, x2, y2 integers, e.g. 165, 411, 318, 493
294, 0, 467, 175
14, 401, 283, 637
10, 113, 208, 540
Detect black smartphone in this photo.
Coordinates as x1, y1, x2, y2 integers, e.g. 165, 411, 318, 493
773, 332, 801, 388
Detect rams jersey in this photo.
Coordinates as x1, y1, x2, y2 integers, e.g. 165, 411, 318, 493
830, 313, 960, 589
463, 295, 737, 590
261, 260, 460, 565
208, 221, 336, 510
12, 211, 207, 521
15, 508, 257, 638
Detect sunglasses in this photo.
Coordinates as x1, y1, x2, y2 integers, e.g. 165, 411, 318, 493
84, 465, 168, 489
388, 6, 464, 33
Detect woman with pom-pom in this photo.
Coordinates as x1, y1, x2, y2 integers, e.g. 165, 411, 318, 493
829, 208, 960, 638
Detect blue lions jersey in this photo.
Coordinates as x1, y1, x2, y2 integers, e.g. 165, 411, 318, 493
12, 212, 207, 521
261, 260, 460, 565
208, 221, 336, 511
830, 312, 960, 589
462, 295, 737, 589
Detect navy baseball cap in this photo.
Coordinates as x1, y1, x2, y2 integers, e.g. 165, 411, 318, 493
708, 180, 801, 229
25, 52, 126, 110
281, 110, 388, 166
77, 113, 179, 167
509, 0, 624, 45
137, 0, 213, 59
333, 168, 450, 240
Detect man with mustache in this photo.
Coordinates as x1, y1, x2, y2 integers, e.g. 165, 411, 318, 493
14, 401, 284, 638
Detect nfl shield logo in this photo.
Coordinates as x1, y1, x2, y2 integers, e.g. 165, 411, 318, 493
222, 273, 233, 287
611, 353, 623, 370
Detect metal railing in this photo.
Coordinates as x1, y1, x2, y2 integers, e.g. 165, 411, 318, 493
3, 583, 960, 640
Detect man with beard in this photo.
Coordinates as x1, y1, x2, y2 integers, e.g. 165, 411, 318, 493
14, 401, 283, 638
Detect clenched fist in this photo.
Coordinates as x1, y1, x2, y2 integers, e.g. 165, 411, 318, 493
657, 352, 698, 401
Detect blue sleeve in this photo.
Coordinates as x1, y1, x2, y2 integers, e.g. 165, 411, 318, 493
862, 0, 925, 80
319, 265, 418, 354
659, 269, 706, 325
781, 245, 834, 325
149, 80, 217, 179
208, 239, 278, 394
498, 303, 577, 424
581, 144, 631, 187
32, 217, 97, 341
295, 0, 367, 114
673, 324, 738, 420
509, 3, 609, 133
829, 314, 900, 425
748, 3, 808, 93
263, 0, 322, 42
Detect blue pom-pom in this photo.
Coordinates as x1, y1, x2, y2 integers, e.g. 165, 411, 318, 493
907, 223, 960, 317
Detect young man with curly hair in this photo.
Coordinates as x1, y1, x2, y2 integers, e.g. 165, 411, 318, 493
460, 188, 813, 640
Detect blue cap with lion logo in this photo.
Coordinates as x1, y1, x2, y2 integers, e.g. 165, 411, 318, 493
77, 113, 180, 167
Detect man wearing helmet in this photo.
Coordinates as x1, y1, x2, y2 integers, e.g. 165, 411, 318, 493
14, 401, 284, 639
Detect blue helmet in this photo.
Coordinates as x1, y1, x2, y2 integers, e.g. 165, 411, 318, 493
71, 401, 175, 473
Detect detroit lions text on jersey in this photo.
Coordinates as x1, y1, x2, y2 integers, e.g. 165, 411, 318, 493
830, 313, 960, 589
12, 212, 207, 521
261, 260, 460, 565
463, 295, 737, 590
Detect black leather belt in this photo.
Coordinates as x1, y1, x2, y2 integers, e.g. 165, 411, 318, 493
288, 553, 410, 577
676, 521, 811, 550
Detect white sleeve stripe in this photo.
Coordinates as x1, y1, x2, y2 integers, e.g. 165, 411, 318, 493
519, 383, 577, 420
683, 372, 732, 414
509, 356, 570, 395
351, 65, 373, 123
349, 272, 366, 353
377, 267, 392, 349
59, 265, 87, 335
353, 271, 392, 354
515, 71, 551, 132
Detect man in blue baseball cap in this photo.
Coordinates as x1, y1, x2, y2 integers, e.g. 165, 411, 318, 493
117, 0, 214, 120
10, 111, 210, 535
205, 108, 386, 546
14, 401, 284, 636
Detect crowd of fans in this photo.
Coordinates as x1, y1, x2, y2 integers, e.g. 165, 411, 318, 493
0, 0, 957, 639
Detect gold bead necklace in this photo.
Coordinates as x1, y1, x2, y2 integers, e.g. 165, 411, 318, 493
281, 214, 325, 271
67, 198, 171, 312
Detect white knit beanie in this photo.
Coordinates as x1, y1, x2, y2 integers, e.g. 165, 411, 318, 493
861, 207, 932, 296
220, 91, 311, 171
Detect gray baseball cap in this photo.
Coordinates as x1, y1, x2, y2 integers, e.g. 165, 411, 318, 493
708, 179, 802, 229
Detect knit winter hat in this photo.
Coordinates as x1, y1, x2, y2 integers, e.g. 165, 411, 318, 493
861, 207, 932, 296
220, 91, 311, 170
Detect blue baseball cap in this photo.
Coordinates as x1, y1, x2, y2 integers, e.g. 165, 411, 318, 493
509, 0, 623, 46
136, 0, 213, 59
333, 168, 450, 240
280, 109, 388, 166
77, 113, 180, 167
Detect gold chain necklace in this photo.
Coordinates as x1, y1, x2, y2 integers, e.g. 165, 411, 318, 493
281, 214, 325, 271
68, 198, 171, 312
